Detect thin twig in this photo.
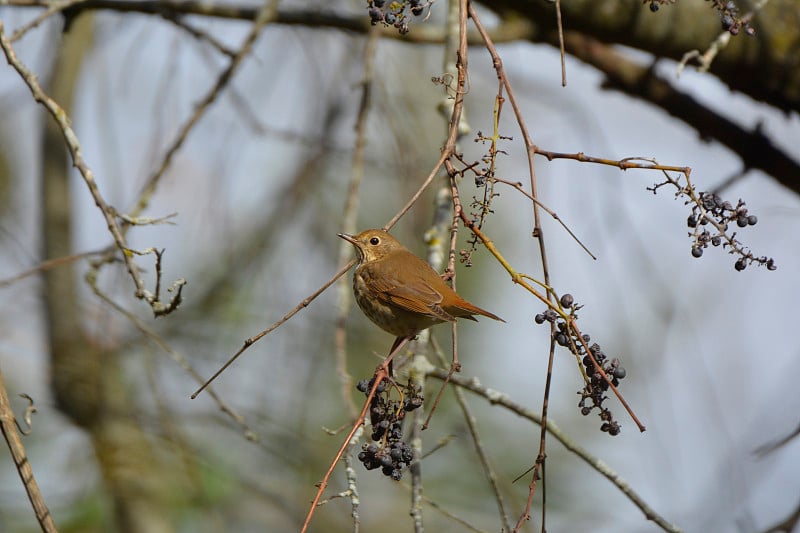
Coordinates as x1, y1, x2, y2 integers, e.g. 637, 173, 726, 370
535, 149, 690, 174
416, 490, 491, 533
555, 0, 566, 86
9, 0, 85, 42
191, 260, 356, 398
490, 177, 596, 260
383, 149, 450, 231
0, 250, 100, 288
160, 12, 238, 57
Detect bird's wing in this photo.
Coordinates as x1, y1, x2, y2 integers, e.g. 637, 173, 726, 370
361, 265, 456, 322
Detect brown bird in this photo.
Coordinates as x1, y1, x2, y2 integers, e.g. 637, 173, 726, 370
339, 229, 504, 353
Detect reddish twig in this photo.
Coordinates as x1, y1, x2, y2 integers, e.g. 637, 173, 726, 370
536, 150, 691, 174
300, 337, 411, 533
467, 7, 557, 527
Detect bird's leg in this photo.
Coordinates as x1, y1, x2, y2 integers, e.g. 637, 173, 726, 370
383, 335, 413, 377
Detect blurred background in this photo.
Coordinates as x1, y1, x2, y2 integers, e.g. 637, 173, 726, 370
0, 1, 799, 532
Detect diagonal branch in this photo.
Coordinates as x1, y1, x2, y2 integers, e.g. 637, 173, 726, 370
0, 20, 148, 300
0, 370, 57, 533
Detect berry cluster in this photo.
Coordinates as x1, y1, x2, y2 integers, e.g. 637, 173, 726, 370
355, 377, 422, 480
687, 191, 776, 271
707, 0, 755, 35
578, 342, 625, 436
535, 294, 626, 436
367, 0, 431, 35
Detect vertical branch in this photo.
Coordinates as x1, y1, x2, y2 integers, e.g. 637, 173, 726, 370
467, 6, 557, 529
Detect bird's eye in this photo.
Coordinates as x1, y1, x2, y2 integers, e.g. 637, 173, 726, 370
369, 237, 380, 245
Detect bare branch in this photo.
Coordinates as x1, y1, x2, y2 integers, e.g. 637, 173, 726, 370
0, 370, 58, 532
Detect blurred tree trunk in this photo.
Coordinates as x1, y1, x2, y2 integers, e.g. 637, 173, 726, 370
41, 15, 175, 533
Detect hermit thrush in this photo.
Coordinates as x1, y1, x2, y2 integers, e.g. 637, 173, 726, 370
339, 229, 504, 349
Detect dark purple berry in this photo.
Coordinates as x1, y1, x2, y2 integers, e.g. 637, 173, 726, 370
691, 246, 703, 258
560, 293, 574, 308
555, 333, 569, 347
368, 7, 383, 24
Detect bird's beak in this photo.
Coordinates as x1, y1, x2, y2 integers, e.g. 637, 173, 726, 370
338, 233, 357, 245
